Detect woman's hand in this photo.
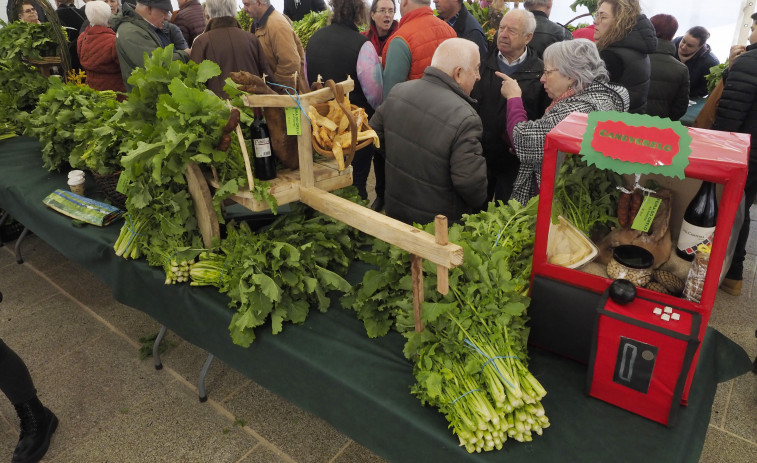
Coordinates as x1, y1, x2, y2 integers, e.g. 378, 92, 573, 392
495, 71, 522, 99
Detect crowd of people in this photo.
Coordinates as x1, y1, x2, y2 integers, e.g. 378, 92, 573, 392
4, 1, 757, 460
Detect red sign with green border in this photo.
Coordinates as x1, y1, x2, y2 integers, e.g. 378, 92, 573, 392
580, 112, 691, 178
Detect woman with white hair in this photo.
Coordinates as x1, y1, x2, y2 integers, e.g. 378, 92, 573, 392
77, 0, 127, 95
189, 0, 272, 98
497, 39, 630, 205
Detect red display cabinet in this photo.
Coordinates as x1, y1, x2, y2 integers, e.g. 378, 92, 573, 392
530, 112, 749, 403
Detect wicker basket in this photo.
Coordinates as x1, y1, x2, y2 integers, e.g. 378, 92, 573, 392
91, 171, 127, 211
311, 80, 372, 169
0, 217, 24, 242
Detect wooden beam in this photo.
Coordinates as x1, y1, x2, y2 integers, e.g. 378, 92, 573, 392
411, 254, 424, 332
434, 215, 449, 295
299, 187, 464, 268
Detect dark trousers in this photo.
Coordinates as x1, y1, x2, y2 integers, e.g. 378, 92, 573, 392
726, 172, 757, 280
372, 148, 385, 200
487, 167, 518, 204
0, 338, 37, 404
351, 145, 374, 200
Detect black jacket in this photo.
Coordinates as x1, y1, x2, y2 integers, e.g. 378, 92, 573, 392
448, 6, 488, 56
57, 4, 86, 70
647, 39, 689, 120
528, 10, 572, 59
712, 43, 757, 170
600, 14, 657, 114
470, 46, 549, 173
306, 22, 371, 115
283, 0, 326, 22
370, 67, 487, 225
673, 36, 720, 98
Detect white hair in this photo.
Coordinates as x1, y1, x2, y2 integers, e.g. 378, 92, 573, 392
505, 8, 537, 35
85, 0, 113, 26
205, 0, 237, 18
430, 38, 479, 74
543, 39, 610, 92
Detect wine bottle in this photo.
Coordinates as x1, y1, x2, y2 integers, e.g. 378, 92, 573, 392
249, 108, 277, 181
676, 181, 717, 261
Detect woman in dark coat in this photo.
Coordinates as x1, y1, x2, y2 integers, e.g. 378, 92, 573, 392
713, 12, 757, 296
77, 1, 126, 95
189, 0, 272, 98
306, 0, 383, 201
647, 14, 689, 120
593, 0, 656, 114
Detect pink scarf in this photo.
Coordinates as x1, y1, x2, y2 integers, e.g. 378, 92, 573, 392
545, 87, 577, 113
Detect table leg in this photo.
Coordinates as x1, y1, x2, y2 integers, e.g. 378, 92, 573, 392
0, 211, 8, 247
14, 227, 30, 264
198, 353, 215, 403
153, 325, 167, 370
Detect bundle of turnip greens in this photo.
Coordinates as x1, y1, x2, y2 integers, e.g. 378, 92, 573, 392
343, 198, 549, 452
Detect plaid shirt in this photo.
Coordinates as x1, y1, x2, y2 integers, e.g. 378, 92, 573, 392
510, 80, 630, 205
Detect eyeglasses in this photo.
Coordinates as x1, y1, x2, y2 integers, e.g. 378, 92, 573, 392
593, 13, 613, 23
22, 8, 37, 14
541, 69, 560, 77
375, 8, 394, 15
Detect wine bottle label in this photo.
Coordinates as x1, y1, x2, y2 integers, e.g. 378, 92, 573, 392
677, 221, 715, 257
253, 138, 272, 158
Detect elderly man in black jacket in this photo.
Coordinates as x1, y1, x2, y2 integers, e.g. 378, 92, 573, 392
434, 0, 488, 56
524, 0, 572, 58
470, 8, 549, 203
370, 37, 487, 225
713, 13, 757, 296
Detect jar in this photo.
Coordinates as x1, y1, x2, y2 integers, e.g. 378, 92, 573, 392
68, 170, 85, 195
606, 245, 654, 287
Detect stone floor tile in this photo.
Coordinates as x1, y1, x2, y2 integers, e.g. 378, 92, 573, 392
224, 381, 350, 463
708, 380, 730, 428
52, 380, 258, 463
722, 371, 757, 442
158, 338, 252, 403
332, 441, 388, 463
699, 426, 757, 463
238, 443, 298, 463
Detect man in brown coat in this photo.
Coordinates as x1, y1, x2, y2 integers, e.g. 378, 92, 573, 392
190, 0, 272, 98
243, 0, 309, 93
172, 0, 206, 45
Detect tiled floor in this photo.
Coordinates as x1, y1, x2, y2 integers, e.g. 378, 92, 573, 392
0, 209, 755, 462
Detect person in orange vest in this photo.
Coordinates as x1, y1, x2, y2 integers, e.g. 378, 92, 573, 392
381, 0, 456, 100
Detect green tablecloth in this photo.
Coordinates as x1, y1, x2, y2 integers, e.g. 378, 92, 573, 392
0, 137, 752, 463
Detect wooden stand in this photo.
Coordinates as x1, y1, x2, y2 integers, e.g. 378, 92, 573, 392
195, 79, 465, 332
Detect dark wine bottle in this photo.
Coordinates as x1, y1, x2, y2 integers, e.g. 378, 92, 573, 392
250, 108, 276, 181
676, 181, 717, 261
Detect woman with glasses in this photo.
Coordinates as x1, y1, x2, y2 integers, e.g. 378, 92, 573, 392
16, 1, 42, 23
592, 0, 656, 114
362, 0, 398, 60
497, 39, 629, 205
361, 0, 397, 210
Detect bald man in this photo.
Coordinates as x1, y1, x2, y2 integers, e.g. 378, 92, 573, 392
370, 38, 487, 225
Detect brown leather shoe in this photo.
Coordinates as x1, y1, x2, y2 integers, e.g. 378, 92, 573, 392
720, 278, 743, 296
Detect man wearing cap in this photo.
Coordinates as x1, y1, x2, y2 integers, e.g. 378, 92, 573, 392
113, 0, 190, 90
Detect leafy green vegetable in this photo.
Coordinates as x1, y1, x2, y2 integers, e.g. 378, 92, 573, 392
0, 20, 59, 61
22, 78, 119, 171
552, 155, 622, 237
705, 62, 728, 94
293, 10, 330, 49
344, 198, 549, 451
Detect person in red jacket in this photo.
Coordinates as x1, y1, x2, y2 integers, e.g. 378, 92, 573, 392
78, 0, 127, 97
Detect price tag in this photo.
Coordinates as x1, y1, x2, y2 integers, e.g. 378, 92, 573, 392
115, 172, 129, 195
631, 195, 661, 233
285, 107, 302, 135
